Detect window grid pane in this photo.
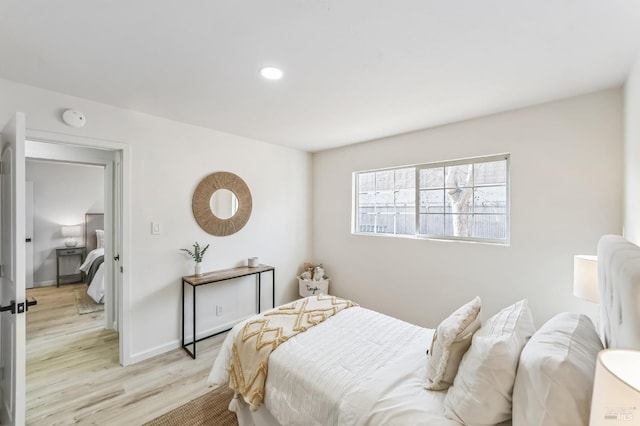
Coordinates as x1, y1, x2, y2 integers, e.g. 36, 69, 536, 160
356, 167, 416, 235
356, 155, 508, 242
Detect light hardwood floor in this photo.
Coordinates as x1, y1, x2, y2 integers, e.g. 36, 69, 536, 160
26, 283, 225, 425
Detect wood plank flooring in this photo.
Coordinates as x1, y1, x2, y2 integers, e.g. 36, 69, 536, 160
26, 283, 225, 425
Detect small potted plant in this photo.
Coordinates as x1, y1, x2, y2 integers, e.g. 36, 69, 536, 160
181, 242, 210, 276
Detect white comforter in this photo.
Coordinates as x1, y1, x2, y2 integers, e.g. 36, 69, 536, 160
79, 248, 105, 303
210, 306, 459, 426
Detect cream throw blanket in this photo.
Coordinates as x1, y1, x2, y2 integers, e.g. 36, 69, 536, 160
229, 295, 357, 411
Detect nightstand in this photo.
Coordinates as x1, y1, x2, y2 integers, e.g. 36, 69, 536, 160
56, 246, 86, 287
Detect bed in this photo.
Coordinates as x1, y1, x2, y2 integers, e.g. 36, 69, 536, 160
209, 234, 640, 426
79, 213, 105, 304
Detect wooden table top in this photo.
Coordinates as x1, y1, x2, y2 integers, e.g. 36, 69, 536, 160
182, 264, 274, 286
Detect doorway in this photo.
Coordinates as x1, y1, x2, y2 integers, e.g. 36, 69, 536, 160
24, 132, 130, 365
25, 159, 109, 321
1, 117, 131, 424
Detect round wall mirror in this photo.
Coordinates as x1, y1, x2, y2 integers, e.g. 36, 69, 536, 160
209, 189, 238, 219
192, 172, 252, 236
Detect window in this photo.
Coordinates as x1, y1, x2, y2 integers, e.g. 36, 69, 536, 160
354, 154, 509, 243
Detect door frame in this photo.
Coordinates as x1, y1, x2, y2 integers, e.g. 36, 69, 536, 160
25, 129, 132, 366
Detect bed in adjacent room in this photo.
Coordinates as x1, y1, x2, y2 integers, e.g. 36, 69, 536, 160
209, 234, 640, 426
79, 213, 105, 304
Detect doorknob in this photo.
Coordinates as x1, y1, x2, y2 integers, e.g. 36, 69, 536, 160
0, 300, 15, 314
0, 299, 37, 315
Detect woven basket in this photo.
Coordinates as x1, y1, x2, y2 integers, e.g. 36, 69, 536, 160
298, 278, 330, 297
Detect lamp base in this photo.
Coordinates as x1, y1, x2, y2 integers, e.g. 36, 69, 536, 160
65, 239, 78, 247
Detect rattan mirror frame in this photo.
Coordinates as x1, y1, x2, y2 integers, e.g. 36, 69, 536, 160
192, 172, 252, 236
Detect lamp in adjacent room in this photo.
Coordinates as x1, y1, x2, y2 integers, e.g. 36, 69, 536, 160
573, 255, 599, 303
61, 225, 81, 247
590, 349, 640, 425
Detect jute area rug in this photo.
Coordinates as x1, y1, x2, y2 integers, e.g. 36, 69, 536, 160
74, 289, 104, 315
143, 387, 238, 426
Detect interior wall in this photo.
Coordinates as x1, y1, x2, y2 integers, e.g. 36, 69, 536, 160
0, 77, 312, 363
312, 89, 623, 328
26, 160, 104, 286
624, 53, 640, 245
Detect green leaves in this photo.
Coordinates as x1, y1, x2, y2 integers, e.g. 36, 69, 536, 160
181, 241, 210, 263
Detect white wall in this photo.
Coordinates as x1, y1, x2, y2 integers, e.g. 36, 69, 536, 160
625, 54, 640, 244
313, 89, 623, 328
26, 160, 104, 286
0, 78, 312, 363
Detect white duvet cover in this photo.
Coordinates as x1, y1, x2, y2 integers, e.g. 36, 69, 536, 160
210, 306, 460, 426
86, 263, 104, 303
79, 248, 105, 303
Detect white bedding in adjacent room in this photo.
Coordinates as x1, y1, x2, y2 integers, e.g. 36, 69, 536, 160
79, 248, 105, 303
210, 306, 460, 425
87, 263, 104, 303
81, 247, 103, 268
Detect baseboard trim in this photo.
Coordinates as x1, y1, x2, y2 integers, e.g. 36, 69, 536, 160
128, 317, 249, 365
33, 280, 56, 287
129, 340, 180, 365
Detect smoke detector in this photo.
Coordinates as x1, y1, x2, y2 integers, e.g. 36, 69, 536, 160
62, 109, 86, 128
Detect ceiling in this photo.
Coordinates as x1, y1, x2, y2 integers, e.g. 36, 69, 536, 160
1, 1, 640, 152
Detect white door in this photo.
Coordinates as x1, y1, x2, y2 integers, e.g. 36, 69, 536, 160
25, 181, 33, 289
106, 155, 123, 334
0, 113, 27, 426
104, 162, 114, 331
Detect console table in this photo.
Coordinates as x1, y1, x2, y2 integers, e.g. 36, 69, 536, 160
181, 264, 275, 359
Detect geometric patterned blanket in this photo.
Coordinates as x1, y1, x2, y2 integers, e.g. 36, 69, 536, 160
229, 295, 358, 411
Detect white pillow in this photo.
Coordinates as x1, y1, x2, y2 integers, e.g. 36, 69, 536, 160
425, 296, 481, 390
96, 229, 104, 249
512, 312, 603, 426
444, 299, 536, 425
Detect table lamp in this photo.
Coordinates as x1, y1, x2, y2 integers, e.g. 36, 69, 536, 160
590, 349, 640, 425
573, 255, 599, 303
61, 225, 81, 247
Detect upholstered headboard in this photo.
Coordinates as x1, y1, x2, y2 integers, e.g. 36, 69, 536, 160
85, 213, 104, 252
597, 234, 640, 350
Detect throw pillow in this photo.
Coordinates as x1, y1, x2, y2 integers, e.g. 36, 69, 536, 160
444, 299, 536, 425
425, 296, 482, 390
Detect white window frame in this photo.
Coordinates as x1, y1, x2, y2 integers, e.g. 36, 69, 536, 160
352, 153, 510, 244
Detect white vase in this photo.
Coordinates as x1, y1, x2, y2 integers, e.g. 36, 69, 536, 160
195, 263, 202, 277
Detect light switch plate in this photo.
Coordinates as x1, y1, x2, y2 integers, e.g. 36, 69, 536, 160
151, 222, 160, 235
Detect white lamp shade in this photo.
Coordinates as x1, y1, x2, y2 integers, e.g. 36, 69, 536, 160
61, 225, 81, 238
574, 255, 599, 303
61, 225, 81, 247
590, 349, 640, 425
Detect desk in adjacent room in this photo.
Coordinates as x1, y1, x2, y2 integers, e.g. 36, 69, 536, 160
181, 264, 275, 359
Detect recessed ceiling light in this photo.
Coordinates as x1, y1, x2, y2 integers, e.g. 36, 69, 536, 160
259, 66, 283, 80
